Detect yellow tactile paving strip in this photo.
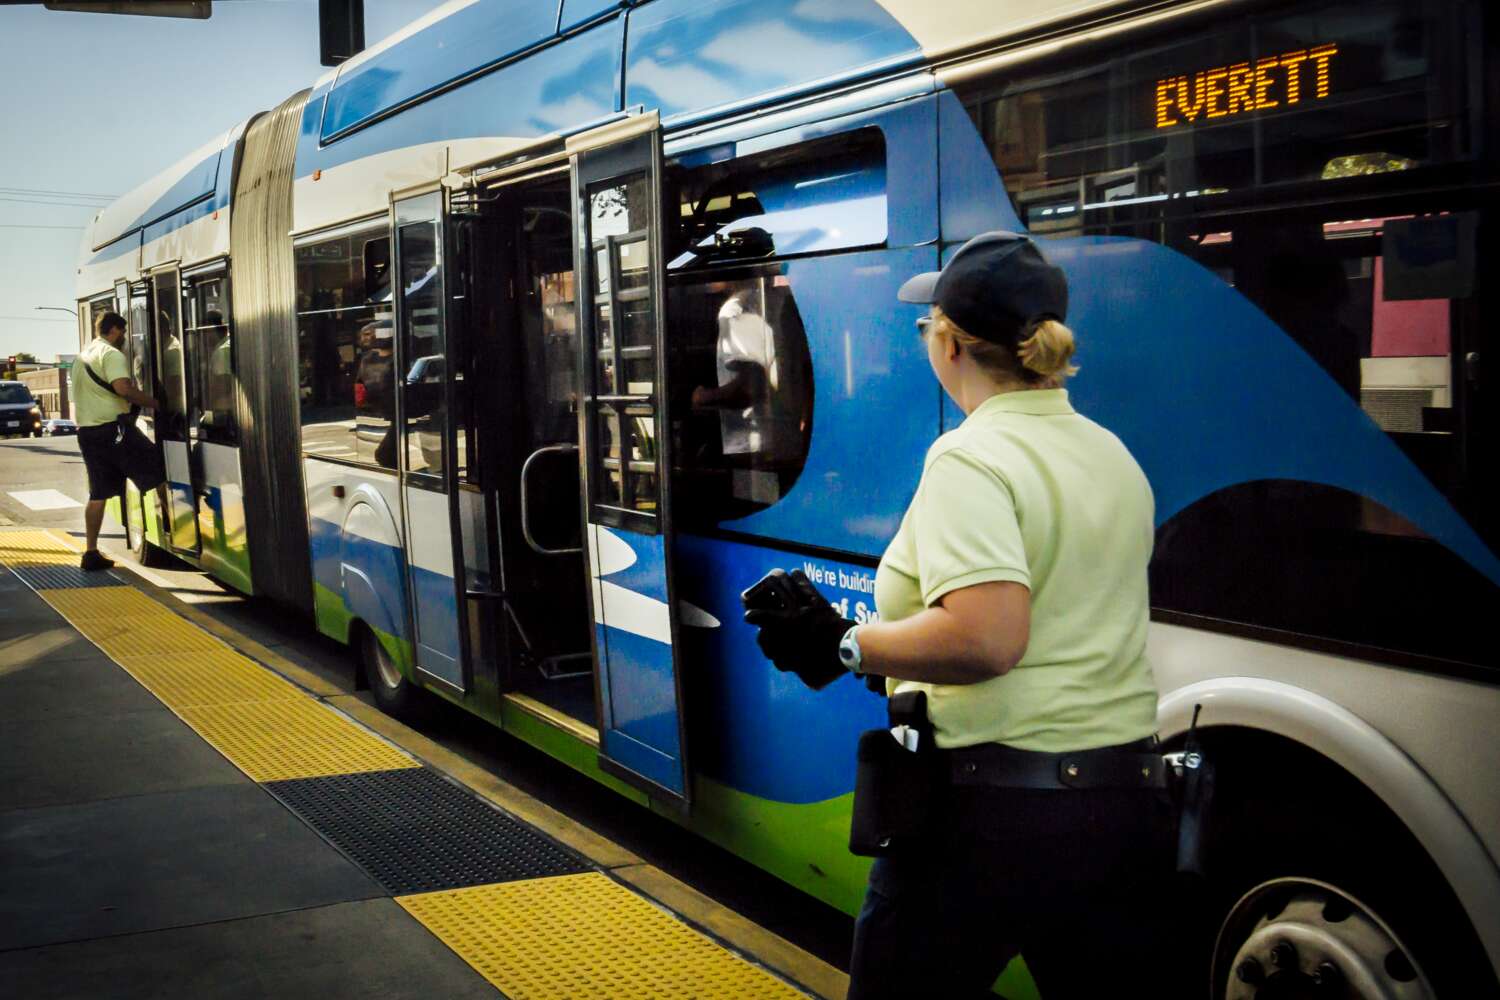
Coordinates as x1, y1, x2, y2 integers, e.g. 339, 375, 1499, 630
0, 528, 419, 784
398, 873, 807, 1000
113, 651, 305, 708
38, 585, 419, 780
33, 585, 170, 619
176, 699, 417, 781
0, 530, 83, 565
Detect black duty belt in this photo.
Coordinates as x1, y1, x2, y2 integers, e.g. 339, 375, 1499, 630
945, 738, 1167, 791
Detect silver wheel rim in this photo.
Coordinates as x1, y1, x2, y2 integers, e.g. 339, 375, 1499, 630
367, 632, 403, 692
1214, 878, 1434, 1000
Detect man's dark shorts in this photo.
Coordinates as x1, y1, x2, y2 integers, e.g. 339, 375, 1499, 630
77, 420, 166, 502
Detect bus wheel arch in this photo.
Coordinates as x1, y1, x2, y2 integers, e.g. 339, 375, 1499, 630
1158, 679, 1499, 997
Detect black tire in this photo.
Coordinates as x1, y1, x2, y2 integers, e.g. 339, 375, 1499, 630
127, 494, 172, 568
361, 626, 420, 720
1203, 752, 1493, 999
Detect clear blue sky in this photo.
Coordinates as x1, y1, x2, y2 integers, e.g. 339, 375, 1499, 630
0, 0, 437, 359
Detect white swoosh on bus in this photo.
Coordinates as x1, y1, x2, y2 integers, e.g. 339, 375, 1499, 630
588, 527, 720, 640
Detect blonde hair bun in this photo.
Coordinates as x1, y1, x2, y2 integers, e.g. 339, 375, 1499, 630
1017, 319, 1079, 379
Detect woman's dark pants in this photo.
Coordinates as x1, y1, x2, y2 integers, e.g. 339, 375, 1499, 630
847, 783, 1177, 999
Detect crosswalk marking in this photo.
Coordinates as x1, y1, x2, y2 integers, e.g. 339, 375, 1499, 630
7, 489, 83, 511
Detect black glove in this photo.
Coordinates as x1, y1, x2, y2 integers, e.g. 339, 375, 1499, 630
741, 569, 853, 691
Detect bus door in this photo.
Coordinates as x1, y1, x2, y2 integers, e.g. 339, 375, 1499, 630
122, 281, 157, 550
572, 121, 693, 803
114, 280, 143, 541
179, 269, 249, 591
149, 266, 201, 556
392, 190, 470, 692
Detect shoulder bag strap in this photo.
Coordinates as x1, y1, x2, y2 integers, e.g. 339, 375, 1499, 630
83, 354, 121, 396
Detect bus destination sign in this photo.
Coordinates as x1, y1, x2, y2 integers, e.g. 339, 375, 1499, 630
1155, 43, 1339, 128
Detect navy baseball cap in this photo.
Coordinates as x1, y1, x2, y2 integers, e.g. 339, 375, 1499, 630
897, 231, 1068, 345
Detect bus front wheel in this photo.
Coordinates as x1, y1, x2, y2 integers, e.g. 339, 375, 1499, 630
1203, 751, 1494, 1000
128, 495, 171, 567
1212, 877, 1436, 1000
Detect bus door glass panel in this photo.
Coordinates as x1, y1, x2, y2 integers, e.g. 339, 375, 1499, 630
151, 268, 200, 555
183, 273, 241, 577
447, 211, 490, 586
111, 282, 130, 400
127, 284, 154, 440
394, 191, 467, 691
575, 130, 692, 803
446, 207, 500, 672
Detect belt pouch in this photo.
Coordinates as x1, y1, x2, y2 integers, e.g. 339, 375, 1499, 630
849, 692, 935, 857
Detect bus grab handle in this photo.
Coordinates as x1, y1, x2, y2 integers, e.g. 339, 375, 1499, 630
520, 444, 582, 556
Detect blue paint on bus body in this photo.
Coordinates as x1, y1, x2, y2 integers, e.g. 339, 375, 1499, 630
624, 0, 921, 123
322, 0, 566, 141
299, 16, 623, 177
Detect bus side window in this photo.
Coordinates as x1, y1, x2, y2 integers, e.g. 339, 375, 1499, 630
957, 0, 1496, 668
294, 229, 395, 467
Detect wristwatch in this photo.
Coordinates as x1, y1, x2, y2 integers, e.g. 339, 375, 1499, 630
838, 624, 863, 675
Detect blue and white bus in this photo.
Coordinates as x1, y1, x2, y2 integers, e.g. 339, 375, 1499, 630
75, 1, 1500, 995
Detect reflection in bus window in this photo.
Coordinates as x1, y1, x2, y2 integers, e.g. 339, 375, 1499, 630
153, 272, 187, 432
670, 269, 813, 524
183, 275, 237, 444
959, 0, 1494, 667
586, 174, 658, 521
398, 221, 445, 477
128, 285, 151, 405
295, 230, 393, 466
667, 128, 886, 270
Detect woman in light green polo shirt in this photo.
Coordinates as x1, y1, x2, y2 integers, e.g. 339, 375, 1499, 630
746, 232, 1173, 999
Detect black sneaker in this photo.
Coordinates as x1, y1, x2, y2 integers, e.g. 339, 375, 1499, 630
80, 550, 115, 572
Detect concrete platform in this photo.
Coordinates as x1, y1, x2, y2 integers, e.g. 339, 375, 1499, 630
0, 529, 845, 1000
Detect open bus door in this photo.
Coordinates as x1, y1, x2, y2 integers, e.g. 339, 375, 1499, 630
121, 280, 157, 553
114, 279, 145, 544
149, 266, 201, 556
570, 117, 693, 805
391, 189, 481, 694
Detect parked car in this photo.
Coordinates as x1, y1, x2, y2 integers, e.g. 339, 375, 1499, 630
41, 418, 77, 437
0, 381, 42, 438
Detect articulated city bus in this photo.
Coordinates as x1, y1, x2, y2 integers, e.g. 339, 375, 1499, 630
75, 1, 1499, 995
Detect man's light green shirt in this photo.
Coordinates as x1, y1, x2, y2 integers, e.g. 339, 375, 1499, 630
71, 338, 131, 427
874, 389, 1159, 751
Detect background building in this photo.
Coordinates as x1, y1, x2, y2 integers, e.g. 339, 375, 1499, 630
17, 364, 69, 420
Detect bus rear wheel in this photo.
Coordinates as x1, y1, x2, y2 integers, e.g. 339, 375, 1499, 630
1213, 878, 1434, 1000
361, 627, 417, 719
